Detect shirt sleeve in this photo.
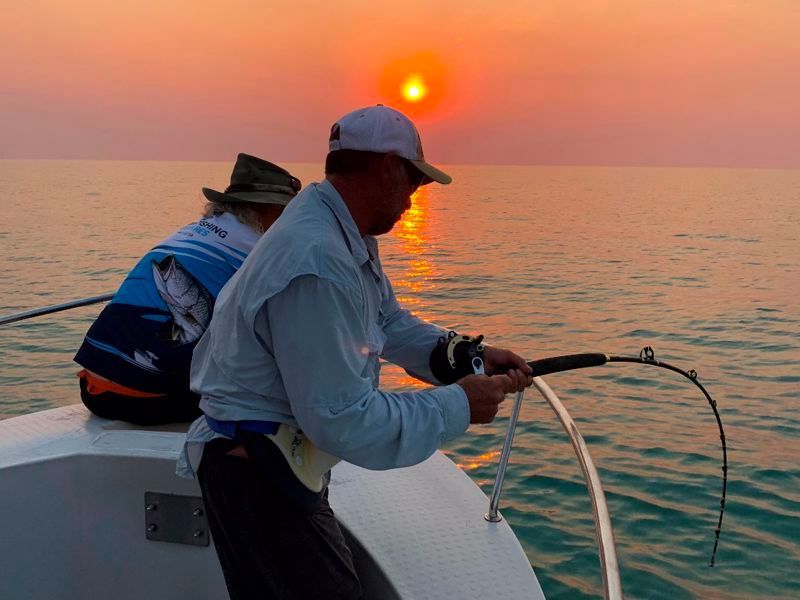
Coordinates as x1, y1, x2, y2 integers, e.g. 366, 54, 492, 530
376, 273, 452, 384
267, 274, 469, 470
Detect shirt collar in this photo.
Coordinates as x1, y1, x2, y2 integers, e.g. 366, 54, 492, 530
316, 179, 370, 266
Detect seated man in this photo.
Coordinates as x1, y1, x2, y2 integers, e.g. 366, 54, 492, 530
74, 154, 301, 425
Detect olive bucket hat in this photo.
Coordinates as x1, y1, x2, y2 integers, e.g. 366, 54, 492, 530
202, 153, 302, 206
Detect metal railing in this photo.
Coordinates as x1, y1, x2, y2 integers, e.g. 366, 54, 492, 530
485, 377, 623, 600
0, 294, 114, 327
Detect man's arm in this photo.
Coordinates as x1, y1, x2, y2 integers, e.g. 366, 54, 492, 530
377, 274, 449, 384
267, 274, 469, 470
378, 273, 532, 385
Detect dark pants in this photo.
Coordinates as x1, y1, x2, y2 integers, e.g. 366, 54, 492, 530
79, 377, 201, 425
198, 438, 363, 600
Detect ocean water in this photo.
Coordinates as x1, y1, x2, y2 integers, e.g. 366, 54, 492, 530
1, 160, 799, 599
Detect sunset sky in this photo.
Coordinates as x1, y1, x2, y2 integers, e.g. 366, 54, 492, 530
2, 1, 799, 167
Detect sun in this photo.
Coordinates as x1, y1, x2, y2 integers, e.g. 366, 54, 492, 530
377, 53, 446, 115
402, 76, 427, 103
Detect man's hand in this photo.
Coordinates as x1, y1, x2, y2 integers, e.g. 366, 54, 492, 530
482, 346, 532, 378
457, 369, 533, 424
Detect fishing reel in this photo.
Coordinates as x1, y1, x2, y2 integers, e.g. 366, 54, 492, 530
429, 331, 486, 384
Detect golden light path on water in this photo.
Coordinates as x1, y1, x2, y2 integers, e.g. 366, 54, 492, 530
387, 187, 439, 390
388, 189, 506, 475
455, 450, 502, 471
393, 187, 434, 308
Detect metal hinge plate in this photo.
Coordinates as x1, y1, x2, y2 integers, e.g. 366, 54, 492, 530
144, 492, 210, 547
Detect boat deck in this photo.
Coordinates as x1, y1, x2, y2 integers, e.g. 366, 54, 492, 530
0, 405, 544, 599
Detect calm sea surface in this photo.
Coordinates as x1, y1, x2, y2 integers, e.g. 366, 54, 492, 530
2, 160, 799, 599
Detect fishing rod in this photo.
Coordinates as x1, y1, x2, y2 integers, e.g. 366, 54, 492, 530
433, 335, 727, 568
523, 346, 727, 567
0, 293, 114, 327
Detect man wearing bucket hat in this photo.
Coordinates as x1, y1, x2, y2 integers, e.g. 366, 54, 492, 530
74, 154, 300, 425
178, 106, 532, 599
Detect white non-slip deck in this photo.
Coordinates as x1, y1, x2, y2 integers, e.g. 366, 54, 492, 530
0, 405, 544, 599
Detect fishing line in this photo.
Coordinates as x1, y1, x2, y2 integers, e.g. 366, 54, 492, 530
433, 334, 727, 567
524, 345, 727, 567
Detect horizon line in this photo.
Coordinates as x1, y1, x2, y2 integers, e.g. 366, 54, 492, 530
2, 157, 799, 171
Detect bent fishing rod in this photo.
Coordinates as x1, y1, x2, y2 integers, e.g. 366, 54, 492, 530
433, 334, 727, 568
523, 346, 727, 567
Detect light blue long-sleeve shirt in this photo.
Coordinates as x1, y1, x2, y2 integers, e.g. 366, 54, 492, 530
177, 179, 469, 478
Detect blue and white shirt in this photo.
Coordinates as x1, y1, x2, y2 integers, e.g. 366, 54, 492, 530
178, 179, 469, 477
75, 212, 260, 394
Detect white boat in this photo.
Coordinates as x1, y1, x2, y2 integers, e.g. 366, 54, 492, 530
0, 405, 545, 599
0, 299, 622, 600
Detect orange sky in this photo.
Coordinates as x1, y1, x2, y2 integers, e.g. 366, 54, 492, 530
1, 1, 799, 166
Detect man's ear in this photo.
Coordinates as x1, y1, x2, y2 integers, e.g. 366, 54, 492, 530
379, 153, 398, 183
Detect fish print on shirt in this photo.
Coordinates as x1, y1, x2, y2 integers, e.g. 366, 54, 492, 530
151, 256, 214, 344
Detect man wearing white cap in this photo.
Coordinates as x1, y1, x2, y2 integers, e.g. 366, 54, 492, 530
178, 105, 532, 599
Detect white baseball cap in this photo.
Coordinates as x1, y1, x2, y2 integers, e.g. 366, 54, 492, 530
328, 105, 452, 185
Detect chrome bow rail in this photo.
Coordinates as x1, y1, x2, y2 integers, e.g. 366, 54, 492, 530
485, 378, 623, 600
0, 294, 114, 327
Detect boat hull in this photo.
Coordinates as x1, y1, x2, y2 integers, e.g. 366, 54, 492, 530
0, 405, 544, 599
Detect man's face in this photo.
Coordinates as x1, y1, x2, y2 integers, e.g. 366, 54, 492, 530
256, 203, 285, 233
370, 157, 423, 236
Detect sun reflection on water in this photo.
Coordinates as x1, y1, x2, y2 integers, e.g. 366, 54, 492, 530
454, 450, 501, 471
393, 187, 436, 316
383, 186, 440, 390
